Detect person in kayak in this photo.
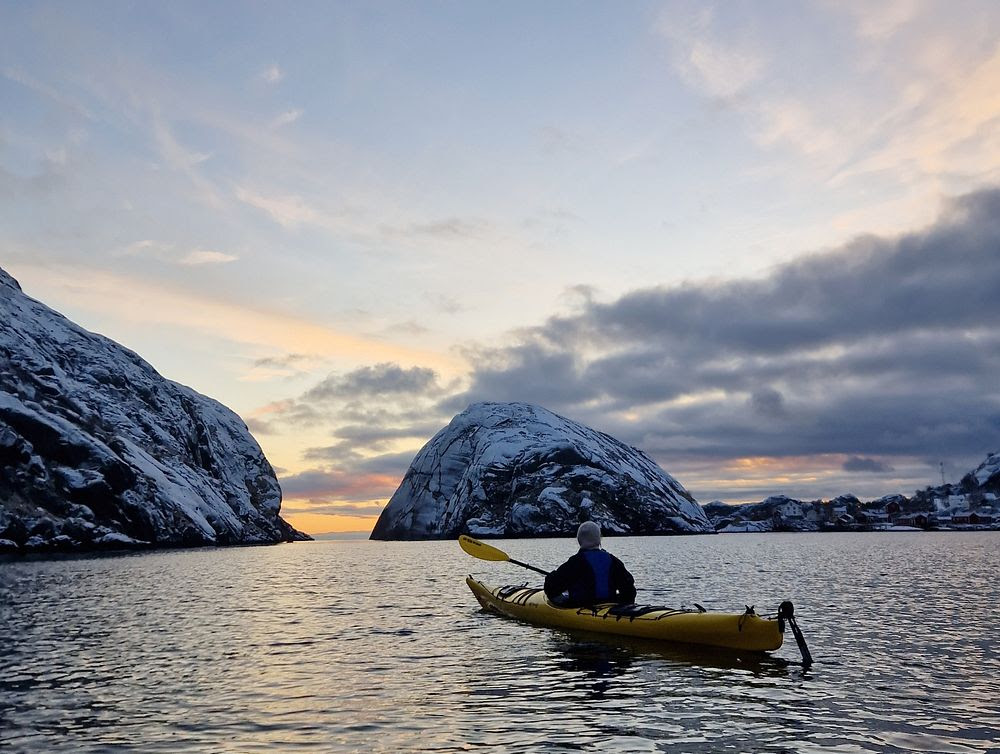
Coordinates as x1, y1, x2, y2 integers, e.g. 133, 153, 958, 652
544, 521, 636, 607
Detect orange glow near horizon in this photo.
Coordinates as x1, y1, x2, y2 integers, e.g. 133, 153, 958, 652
283, 511, 379, 536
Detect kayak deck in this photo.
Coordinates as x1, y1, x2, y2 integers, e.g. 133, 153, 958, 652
467, 576, 783, 652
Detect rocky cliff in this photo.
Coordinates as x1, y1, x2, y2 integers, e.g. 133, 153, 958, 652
0, 267, 307, 552
370, 401, 712, 540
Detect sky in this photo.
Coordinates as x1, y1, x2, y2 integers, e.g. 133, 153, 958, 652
2, 1, 1000, 535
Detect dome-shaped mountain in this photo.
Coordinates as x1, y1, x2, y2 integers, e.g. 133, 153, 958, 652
370, 401, 711, 540
0, 267, 307, 552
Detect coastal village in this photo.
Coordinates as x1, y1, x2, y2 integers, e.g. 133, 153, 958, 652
704, 452, 1000, 533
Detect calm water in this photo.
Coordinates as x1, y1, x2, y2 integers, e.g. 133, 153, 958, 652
2, 533, 999, 753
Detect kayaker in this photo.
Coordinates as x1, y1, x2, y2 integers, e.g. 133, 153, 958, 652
544, 521, 636, 607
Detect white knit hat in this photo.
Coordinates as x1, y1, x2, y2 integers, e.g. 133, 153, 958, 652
576, 521, 602, 549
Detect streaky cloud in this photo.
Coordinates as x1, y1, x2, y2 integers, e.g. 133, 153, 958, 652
843, 456, 894, 473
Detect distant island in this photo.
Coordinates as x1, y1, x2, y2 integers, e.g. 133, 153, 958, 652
705, 452, 1000, 533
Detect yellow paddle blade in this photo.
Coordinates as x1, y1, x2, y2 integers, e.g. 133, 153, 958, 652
458, 534, 510, 562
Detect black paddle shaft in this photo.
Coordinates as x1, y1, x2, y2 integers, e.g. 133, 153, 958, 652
509, 558, 549, 576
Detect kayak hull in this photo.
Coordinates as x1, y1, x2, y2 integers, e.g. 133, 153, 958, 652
466, 576, 783, 652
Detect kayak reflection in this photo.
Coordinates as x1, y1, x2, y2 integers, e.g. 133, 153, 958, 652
547, 626, 795, 680
549, 637, 635, 698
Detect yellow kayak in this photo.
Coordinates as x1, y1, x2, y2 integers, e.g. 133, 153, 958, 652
466, 576, 784, 652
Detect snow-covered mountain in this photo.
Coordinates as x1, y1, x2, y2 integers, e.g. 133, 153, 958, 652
0, 267, 307, 552
370, 401, 712, 540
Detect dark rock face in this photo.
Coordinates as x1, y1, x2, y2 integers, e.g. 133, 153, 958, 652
0, 267, 308, 553
370, 401, 712, 540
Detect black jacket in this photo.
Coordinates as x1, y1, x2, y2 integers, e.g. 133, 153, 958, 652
544, 548, 636, 606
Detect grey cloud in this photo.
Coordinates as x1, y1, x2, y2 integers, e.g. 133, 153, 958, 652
300, 448, 415, 478
244, 417, 277, 435
304, 363, 442, 402
252, 352, 312, 369
448, 186, 1000, 494
843, 456, 894, 473
330, 423, 442, 447
445, 343, 593, 413
574, 192, 1000, 356
279, 469, 348, 496
382, 320, 430, 337
748, 388, 786, 418
301, 443, 358, 464
275, 402, 326, 427
581, 350, 689, 405
384, 217, 491, 241
429, 293, 464, 315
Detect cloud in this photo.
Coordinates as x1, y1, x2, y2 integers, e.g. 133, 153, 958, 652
748, 388, 786, 419
270, 109, 303, 129
843, 456, 894, 473
279, 467, 400, 502
234, 186, 325, 229
835, 0, 919, 39
332, 423, 441, 448
281, 502, 386, 517
428, 294, 464, 315
179, 249, 239, 265
252, 353, 314, 369
657, 7, 766, 101
303, 363, 443, 402
243, 352, 324, 381
301, 449, 416, 477
654, 3, 1000, 238
391, 217, 492, 240
117, 241, 237, 266
2, 66, 95, 120
261, 65, 284, 84
244, 417, 277, 435
381, 320, 431, 337
446, 186, 1000, 491
255, 364, 450, 485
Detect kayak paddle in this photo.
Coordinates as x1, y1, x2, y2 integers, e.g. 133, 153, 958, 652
458, 534, 550, 576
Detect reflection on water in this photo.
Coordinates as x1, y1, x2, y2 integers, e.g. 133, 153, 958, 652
2, 533, 1000, 752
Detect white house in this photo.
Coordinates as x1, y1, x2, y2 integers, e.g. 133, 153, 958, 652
777, 501, 805, 518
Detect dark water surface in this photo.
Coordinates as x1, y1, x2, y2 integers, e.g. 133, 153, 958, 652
2, 532, 999, 753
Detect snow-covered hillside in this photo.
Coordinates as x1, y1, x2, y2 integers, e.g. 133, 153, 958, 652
0, 267, 307, 552
969, 452, 1000, 489
370, 401, 712, 540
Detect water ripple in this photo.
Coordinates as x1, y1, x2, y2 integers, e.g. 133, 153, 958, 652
2, 532, 999, 752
